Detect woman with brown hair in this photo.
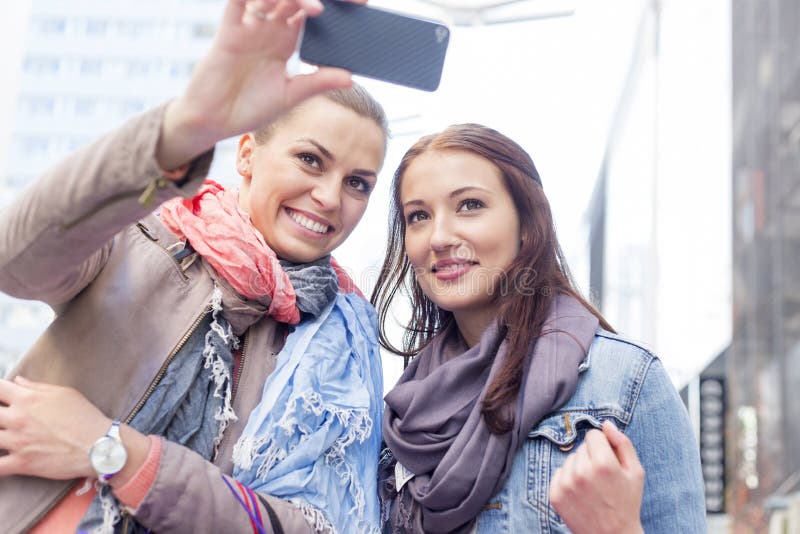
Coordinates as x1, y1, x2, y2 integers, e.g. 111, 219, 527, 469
372, 124, 706, 533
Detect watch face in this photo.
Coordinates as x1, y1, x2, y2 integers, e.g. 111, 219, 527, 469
89, 437, 128, 475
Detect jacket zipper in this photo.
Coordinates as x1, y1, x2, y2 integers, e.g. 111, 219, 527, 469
124, 305, 211, 425
115, 306, 212, 533
18, 306, 212, 533
231, 331, 249, 401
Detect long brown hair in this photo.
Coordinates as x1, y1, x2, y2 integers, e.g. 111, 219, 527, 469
370, 123, 614, 434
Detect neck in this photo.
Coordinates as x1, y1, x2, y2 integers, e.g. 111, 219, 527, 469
452, 308, 496, 348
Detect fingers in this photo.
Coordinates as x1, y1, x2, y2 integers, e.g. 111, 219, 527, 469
583, 426, 618, 466
295, 0, 324, 16
224, 0, 249, 26
243, 0, 279, 23
0, 379, 22, 404
0, 405, 16, 429
242, 0, 320, 24
0, 452, 20, 478
284, 67, 352, 108
603, 420, 640, 470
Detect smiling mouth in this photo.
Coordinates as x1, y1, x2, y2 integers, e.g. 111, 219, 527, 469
432, 261, 478, 273
286, 208, 332, 234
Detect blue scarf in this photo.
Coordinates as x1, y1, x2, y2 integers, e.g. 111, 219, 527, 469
233, 291, 384, 534
77, 255, 382, 534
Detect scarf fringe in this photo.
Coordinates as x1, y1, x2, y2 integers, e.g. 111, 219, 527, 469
203, 285, 238, 450
75, 477, 93, 496
87, 480, 120, 534
232, 389, 376, 533
289, 499, 381, 534
294, 501, 338, 534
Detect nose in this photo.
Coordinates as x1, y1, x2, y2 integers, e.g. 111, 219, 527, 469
310, 175, 342, 212
429, 213, 460, 251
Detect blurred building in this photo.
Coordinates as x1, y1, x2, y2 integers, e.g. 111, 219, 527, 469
729, 0, 800, 530
0, 0, 234, 376
592, 0, 800, 531
587, 0, 732, 530
587, 0, 731, 387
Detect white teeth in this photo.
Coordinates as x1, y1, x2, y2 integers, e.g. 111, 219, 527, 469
288, 210, 329, 234
434, 263, 471, 273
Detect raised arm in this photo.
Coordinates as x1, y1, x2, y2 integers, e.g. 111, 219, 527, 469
0, 0, 362, 307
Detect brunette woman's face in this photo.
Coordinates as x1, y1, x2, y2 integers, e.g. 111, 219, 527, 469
237, 97, 385, 263
400, 149, 522, 325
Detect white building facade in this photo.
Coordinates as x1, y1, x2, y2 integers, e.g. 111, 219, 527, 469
0, 0, 233, 375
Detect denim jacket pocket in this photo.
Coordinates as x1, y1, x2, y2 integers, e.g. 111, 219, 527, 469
525, 410, 625, 532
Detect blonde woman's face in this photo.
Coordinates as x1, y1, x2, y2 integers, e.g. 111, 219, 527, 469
237, 97, 385, 263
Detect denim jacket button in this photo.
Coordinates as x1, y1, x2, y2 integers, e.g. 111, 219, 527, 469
558, 442, 575, 452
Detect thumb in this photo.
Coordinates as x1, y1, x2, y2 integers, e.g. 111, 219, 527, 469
603, 420, 639, 470
284, 68, 353, 109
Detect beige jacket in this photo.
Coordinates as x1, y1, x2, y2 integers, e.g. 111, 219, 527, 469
0, 105, 314, 533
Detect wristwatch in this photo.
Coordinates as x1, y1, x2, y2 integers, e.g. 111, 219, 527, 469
88, 420, 128, 481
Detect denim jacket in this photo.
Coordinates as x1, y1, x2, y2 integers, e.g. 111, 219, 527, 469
473, 330, 707, 534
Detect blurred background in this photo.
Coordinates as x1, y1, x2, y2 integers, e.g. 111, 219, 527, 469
0, 0, 797, 531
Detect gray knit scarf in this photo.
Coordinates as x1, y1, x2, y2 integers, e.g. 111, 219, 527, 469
381, 294, 599, 533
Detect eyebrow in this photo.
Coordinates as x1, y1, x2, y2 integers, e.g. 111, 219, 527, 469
402, 185, 492, 208
298, 138, 378, 178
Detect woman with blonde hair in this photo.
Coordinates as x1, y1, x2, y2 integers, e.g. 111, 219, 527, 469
0, 1, 386, 532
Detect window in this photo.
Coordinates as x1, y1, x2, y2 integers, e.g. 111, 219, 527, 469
85, 20, 108, 36
74, 98, 97, 116
192, 22, 215, 39
127, 61, 151, 77
20, 137, 49, 158
23, 97, 55, 115
122, 100, 145, 115
169, 62, 194, 78
80, 59, 103, 76
24, 57, 60, 75
36, 18, 67, 35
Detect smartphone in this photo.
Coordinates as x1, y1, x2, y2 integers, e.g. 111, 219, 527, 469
299, 0, 450, 92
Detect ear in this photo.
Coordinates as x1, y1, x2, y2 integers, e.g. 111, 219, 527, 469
236, 134, 256, 180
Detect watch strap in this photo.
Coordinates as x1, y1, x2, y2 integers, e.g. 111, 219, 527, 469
106, 420, 122, 441
102, 420, 123, 480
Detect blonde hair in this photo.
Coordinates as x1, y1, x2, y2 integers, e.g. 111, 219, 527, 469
253, 83, 389, 144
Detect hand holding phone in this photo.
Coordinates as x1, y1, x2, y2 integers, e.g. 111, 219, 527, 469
299, 0, 450, 92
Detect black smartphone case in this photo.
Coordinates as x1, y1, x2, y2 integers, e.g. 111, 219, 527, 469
299, 1, 450, 92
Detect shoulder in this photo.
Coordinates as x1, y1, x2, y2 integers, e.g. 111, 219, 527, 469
580, 330, 658, 391
589, 329, 656, 365
563, 330, 666, 424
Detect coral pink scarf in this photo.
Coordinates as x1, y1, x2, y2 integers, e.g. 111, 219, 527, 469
160, 180, 359, 324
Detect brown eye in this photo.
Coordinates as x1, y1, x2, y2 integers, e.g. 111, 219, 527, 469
298, 152, 321, 169
458, 198, 485, 212
346, 176, 372, 194
406, 210, 429, 224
